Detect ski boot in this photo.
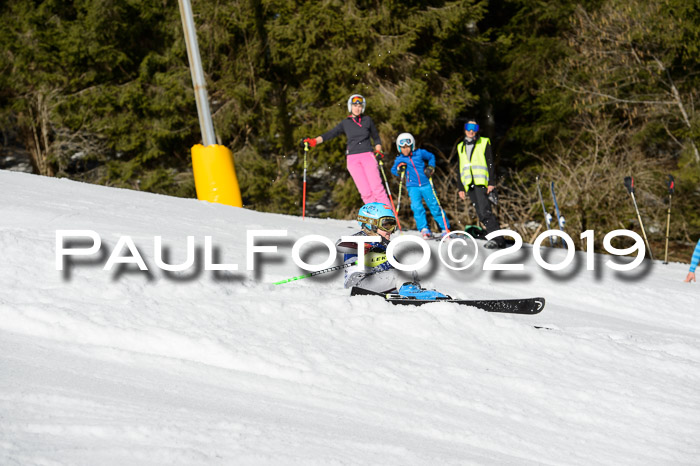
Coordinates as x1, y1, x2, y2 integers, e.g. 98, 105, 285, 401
397, 282, 450, 300
420, 228, 432, 239
483, 237, 506, 249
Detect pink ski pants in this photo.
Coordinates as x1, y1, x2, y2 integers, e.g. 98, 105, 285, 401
346, 152, 390, 205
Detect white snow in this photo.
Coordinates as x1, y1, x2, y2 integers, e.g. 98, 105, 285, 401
1, 169, 698, 465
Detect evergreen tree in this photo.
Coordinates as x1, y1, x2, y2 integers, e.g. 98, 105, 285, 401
1, 0, 697, 253
1, 0, 199, 195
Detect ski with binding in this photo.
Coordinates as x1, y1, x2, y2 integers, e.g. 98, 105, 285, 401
351, 287, 545, 315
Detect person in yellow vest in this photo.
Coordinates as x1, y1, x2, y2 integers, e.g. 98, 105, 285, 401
457, 119, 505, 249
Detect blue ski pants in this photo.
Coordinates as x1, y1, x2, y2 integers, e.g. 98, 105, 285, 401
407, 185, 449, 232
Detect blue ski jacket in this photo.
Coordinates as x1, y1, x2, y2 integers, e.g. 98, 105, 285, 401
690, 238, 700, 273
390, 148, 435, 187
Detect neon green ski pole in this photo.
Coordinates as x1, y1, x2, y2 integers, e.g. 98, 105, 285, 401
273, 262, 356, 285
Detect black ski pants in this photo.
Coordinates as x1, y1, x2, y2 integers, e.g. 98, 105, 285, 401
467, 185, 505, 246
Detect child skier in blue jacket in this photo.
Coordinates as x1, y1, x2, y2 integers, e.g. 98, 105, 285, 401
390, 133, 450, 238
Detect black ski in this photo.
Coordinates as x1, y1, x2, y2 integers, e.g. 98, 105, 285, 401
426, 233, 449, 242
350, 287, 545, 315
399, 231, 449, 242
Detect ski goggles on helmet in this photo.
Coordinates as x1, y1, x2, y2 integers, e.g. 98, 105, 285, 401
464, 123, 479, 132
351, 97, 364, 105
398, 138, 413, 147
358, 215, 397, 233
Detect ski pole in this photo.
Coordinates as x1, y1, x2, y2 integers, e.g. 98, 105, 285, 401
274, 261, 356, 285
663, 174, 674, 264
302, 141, 309, 220
624, 176, 654, 260
536, 176, 554, 247
396, 167, 406, 214
550, 181, 566, 249
428, 177, 450, 233
459, 189, 473, 227
377, 158, 402, 231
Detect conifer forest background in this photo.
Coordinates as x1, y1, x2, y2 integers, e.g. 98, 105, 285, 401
1, 0, 699, 260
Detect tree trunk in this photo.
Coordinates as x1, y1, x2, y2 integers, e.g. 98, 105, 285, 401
652, 57, 700, 164
20, 91, 56, 176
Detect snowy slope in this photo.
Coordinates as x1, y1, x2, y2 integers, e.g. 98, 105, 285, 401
1, 170, 699, 465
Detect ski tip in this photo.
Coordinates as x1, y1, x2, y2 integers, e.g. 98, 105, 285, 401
533, 297, 546, 313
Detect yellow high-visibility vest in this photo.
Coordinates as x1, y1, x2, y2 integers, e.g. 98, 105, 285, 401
458, 137, 490, 188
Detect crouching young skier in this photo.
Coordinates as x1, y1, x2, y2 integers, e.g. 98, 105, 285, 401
336, 202, 447, 299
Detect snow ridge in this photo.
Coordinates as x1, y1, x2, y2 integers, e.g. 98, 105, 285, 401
1, 170, 699, 465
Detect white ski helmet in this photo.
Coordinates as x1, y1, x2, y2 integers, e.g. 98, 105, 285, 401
396, 132, 415, 152
347, 94, 366, 113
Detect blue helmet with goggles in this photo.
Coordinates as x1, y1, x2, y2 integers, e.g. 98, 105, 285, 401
347, 94, 366, 113
395, 132, 415, 152
357, 202, 396, 234
464, 122, 479, 132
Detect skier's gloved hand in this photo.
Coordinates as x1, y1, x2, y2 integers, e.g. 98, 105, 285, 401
374, 151, 385, 160
345, 270, 366, 289
397, 163, 407, 172
343, 258, 366, 289
487, 188, 498, 205
424, 166, 435, 178
302, 137, 317, 148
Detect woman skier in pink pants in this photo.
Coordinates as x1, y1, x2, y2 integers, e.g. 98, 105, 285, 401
303, 94, 390, 205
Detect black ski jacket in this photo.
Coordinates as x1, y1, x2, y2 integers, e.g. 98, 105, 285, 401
321, 115, 381, 156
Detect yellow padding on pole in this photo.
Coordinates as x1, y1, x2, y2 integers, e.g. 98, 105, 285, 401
191, 144, 242, 207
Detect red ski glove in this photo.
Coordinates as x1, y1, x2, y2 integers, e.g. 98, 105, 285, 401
397, 163, 407, 172
302, 137, 317, 148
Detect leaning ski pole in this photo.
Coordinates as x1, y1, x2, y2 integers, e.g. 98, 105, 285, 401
377, 158, 402, 231
663, 175, 675, 264
536, 176, 554, 247
624, 176, 653, 260
274, 261, 356, 285
428, 177, 450, 233
396, 167, 405, 214
550, 181, 566, 249
302, 142, 309, 220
